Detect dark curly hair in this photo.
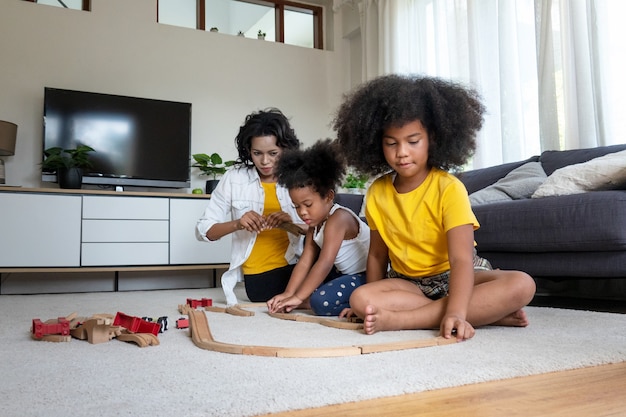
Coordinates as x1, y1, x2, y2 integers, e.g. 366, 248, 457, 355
332, 74, 485, 175
276, 139, 346, 199
235, 108, 300, 166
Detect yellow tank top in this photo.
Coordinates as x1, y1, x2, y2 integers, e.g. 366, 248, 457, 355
242, 182, 290, 275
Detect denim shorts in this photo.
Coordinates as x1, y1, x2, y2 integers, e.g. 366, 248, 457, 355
388, 250, 493, 300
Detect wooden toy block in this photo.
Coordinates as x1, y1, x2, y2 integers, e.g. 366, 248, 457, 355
82, 318, 119, 344
176, 317, 189, 329
278, 221, 306, 236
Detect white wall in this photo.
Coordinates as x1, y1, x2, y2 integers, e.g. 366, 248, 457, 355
0, 0, 352, 192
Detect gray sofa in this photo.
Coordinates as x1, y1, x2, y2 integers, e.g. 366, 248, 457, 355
458, 144, 626, 297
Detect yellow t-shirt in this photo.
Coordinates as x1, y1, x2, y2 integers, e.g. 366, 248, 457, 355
242, 182, 290, 275
365, 168, 479, 277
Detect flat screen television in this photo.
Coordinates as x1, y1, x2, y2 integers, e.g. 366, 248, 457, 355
42, 87, 192, 189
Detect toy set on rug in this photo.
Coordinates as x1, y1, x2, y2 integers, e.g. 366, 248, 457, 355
31, 311, 170, 347
31, 296, 456, 356
30, 298, 214, 347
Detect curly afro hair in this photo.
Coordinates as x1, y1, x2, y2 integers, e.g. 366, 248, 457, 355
276, 139, 346, 199
234, 108, 300, 167
332, 74, 485, 175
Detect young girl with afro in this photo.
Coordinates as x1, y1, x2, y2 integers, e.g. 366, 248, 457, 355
334, 74, 536, 340
266, 139, 371, 316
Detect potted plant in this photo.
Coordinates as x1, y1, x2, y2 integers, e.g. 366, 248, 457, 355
42, 145, 95, 189
257, 30, 266, 40
210, 27, 219, 33
192, 152, 235, 194
342, 170, 369, 194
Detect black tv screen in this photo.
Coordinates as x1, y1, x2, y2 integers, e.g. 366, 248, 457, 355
42, 87, 191, 188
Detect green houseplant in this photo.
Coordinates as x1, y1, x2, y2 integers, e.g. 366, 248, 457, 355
192, 152, 235, 194
42, 145, 95, 189
342, 170, 369, 193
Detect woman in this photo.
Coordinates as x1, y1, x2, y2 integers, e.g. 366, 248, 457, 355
196, 108, 303, 305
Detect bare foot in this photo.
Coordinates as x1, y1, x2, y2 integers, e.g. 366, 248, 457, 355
363, 304, 392, 335
492, 309, 529, 327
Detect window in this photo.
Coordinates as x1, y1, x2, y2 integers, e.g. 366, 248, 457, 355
158, 0, 323, 49
23, 0, 90, 11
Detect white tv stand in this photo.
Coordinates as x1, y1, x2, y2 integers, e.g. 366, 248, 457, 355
0, 187, 230, 294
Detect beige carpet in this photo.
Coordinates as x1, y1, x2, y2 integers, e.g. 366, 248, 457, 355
1, 286, 625, 417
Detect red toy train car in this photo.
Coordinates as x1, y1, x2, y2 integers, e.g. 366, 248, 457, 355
32, 317, 70, 339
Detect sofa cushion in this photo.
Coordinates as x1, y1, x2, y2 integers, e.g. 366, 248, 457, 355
334, 193, 364, 216
458, 156, 540, 194
539, 143, 626, 175
532, 149, 626, 198
469, 162, 547, 205
473, 190, 626, 252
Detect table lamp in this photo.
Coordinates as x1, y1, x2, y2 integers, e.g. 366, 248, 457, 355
0, 120, 18, 185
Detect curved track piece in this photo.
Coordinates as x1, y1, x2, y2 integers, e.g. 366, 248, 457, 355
225, 305, 255, 317
268, 311, 363, 330
187, 308, 456, 358
117, 331, 160, 347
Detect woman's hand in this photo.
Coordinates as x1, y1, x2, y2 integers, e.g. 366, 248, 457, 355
440, 314, 475, 341
238, 210, 266, 233
263, 211, 292, 229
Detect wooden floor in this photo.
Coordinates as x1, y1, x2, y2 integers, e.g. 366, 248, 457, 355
260, 361, 626, 417
260, 296, 626, 417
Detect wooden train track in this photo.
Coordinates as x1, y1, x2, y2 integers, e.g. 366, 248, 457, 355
183, 304, 457, 358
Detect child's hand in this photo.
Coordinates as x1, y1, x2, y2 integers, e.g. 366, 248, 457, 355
267, 292, 291, 313
440, 314, 475, 341
338, 307, 355, 319
273, 295, 304, 313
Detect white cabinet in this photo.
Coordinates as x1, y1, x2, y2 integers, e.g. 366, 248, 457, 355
0, 192, 81, 267
0, 189, 230, 270
81, 196, 169, 266
169, 198, 231, 264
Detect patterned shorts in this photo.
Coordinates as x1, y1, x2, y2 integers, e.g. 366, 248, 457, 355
388, 250, 493, 300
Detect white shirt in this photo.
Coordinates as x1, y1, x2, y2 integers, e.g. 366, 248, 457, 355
196, 166, 303, 305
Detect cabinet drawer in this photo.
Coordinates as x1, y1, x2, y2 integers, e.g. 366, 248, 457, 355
82, 220, 168, 242
83, 196, 168, 219
81, 243, 169, 266
0, 193, 81, 267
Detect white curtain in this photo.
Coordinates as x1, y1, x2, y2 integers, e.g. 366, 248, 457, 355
355, 0, 625, 169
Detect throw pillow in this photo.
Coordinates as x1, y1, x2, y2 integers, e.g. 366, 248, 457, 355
532, 149, 626, 198
469, 162, 547, 206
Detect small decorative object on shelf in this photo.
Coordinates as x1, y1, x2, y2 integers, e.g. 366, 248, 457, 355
210, 27, 219, 32
41, 145, 95, 189
191, 152, 235, 194
257, 30, 266, 40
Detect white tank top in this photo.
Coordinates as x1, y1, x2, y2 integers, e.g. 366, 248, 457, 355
312, 204, 370, 275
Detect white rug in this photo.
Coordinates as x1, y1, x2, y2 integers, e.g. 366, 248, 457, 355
1, 286, 625, 417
